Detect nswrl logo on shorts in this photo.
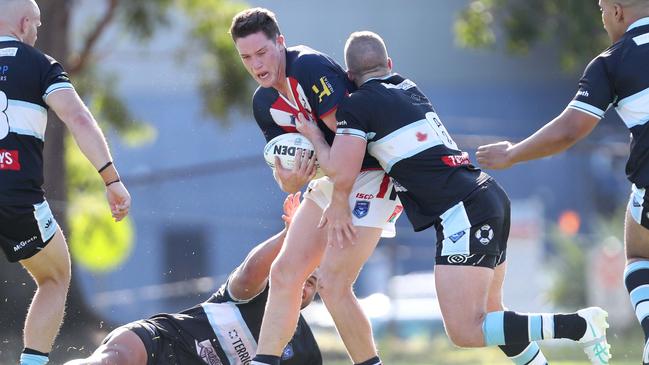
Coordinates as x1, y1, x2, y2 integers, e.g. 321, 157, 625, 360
353, 200, 370, 219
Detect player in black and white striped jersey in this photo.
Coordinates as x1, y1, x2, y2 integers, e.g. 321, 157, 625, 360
0, 1, 131, 364
477, 0, 649, 363
63, 194, 322, 365
298, 31, 611, 365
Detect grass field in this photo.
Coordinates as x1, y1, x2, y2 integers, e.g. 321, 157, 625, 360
317, 330, 644, 365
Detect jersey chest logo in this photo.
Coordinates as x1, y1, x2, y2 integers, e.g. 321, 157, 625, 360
0, 149, 20, 171
195, 339, 223, 365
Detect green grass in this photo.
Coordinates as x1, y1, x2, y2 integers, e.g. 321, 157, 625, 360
317, 330, 643, 365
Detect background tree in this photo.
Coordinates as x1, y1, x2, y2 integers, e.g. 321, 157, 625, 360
455, 0, 609, 71
0, 0, 250, 361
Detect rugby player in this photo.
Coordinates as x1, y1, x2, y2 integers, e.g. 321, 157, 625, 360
63, 193, 322, 365
297, 30, 611, 365
477, 1, 649, 363
0, 1, 131, 364
230, 8, 403, 365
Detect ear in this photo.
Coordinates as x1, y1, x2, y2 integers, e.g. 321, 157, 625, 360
346, 70, 355, 82
276, 34, 285, 48
19, 16, 29, 35
387, 57, 393, 71
614, 2, 624, 22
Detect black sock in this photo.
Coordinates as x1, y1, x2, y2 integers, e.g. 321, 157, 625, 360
554, 313, 587, 341
354, 356, 382, 365
22, 348, 49, 357
251, 354, 280, 365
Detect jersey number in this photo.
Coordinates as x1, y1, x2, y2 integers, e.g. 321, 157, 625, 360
0, 91, 8, 140
425, 112, 457, 150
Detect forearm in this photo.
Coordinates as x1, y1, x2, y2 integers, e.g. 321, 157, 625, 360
239, 228, 287, 276
66, 111, 118, 180
310, 133, 335, 177
510, 113, 586, 164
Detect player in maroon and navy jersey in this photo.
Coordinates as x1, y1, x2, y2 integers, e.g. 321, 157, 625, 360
230, 8, 402, 365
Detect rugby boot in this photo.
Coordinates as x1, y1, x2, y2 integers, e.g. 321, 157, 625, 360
577, 307, 611, 364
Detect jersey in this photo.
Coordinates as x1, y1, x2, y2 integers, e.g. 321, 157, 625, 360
336, 74, 486, 231
146, 278, 322, 365
0, 36, 74, 205
252, 45, 380, 170
568, 17, 649, 187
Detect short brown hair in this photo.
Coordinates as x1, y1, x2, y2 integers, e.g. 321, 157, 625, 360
345, 31, 389, 77
230, 7, 281, 41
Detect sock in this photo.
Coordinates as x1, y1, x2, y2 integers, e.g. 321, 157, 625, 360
483, 311, 587, 346
251, 354, 280, 365
20, 348, 49, 365
624, 260, 649, 341
354, 356, 382, 365
499, 343, 548, 365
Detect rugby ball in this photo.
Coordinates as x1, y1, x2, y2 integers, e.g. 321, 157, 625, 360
263, 133, 317, 170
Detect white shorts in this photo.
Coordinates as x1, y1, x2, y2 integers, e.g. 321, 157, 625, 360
629, 184, 649, 228
303, 170, 403, 238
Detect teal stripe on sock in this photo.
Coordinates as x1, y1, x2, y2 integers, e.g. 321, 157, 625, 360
483, 311, 505, 346
631, 285, 649, 308
625, 260, 649, 276
511, 343, 541, 365
529, 315, 543, 341
20, 353, 48, 365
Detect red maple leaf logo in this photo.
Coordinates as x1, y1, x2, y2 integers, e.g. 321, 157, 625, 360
416, 132, 428, 142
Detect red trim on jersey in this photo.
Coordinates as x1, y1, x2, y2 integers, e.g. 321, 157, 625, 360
376, 173, 390, 198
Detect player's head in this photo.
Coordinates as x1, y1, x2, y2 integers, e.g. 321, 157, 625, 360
599, 0, 649, 42
0, 0, 40, 46
230, 7, 286, 89
300, 271, 319, 309
344, 31, 392, 86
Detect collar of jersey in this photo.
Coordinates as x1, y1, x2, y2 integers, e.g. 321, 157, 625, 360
0, 35, 20, 42
362, 73, 395, 86
627, 17, 649, 32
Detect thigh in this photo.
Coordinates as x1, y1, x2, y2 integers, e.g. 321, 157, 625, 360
435, 265, 494, 324
0, 200, 59, 262
20, 227, 70, 283
319, 226, 382, 287
95, 326, 149, 365
273, 198, 327, 279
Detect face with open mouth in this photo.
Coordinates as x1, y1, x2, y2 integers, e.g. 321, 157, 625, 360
235, 31, 285, 89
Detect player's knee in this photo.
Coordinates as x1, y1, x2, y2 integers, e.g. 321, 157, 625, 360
36, 262, 71, 290
316, 272, 354, 301
269, 260, 305, 289
445, 326, 483, 348
444, 314, 486, 348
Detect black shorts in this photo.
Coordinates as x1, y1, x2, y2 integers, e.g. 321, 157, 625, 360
119, 314, 225, 365
0, 200, 58, 262
434, 179, 510, 269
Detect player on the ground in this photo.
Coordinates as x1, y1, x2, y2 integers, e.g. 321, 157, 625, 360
297, 30, 612, 365
63, 193, 322, 365
230, 8, 403, 365
0, 1, 131, 364
476, 0, 649, 362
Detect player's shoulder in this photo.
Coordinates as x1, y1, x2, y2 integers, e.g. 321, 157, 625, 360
253, 85, 278, 104
13, 42, 56, 65
287, 45, 340, 74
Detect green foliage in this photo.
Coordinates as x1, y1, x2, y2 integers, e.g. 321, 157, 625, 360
456, 0, 610, 71
546, 227, 588, 308
117, 0, 175, 40
179, 0, 254, 121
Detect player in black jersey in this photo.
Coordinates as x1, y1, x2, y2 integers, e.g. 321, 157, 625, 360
63, 194, 322, 365
477, 0, 649, 362
0, 1, 131, 365
297, 31, 612, 365
230, 8, 402, 365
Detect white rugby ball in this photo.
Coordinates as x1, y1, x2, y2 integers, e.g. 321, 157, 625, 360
263, 133, 317, 170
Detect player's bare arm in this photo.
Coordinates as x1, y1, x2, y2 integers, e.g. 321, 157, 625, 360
228, 193, 300, 300
46, 88, 131, 221
477, 107, 600, 169
295, 112, 334, 174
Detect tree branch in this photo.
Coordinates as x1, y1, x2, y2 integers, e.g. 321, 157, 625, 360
68, 0, 119, 75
